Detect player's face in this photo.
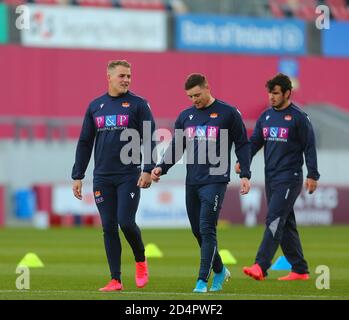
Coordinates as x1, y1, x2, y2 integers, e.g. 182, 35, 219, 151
186, 85, 211, 109
268, 85, 290, 109
108, 66, 131, 95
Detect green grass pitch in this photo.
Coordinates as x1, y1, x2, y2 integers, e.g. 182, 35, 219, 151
0, 225, 348, 300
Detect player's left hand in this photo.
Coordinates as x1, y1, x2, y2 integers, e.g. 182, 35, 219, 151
137, 172, 152, 189
72, 179, 83, 200
305, 178, 317, 194
240, 177, 250, 195
234, 162, 241, 174
151, 167, 162, 182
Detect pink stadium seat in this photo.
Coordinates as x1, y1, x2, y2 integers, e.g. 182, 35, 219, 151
326, 0, 349, 20
120, 0, 165, 10
2, 0, 26, 5
292, 0, 317, 21
32, 0, 64, 4
269, 0, 318, 21
74, 0, 113, 7
269, 0, 286, 18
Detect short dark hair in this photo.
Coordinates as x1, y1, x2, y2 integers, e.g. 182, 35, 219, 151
265, 73, 293, 94
184, 73, 207, 90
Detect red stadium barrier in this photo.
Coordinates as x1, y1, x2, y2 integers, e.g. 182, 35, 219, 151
32, 184, 54, 224
32, 183, 101, 227
0, 186, 5, 227
221, 184, 349, 226
30, 182, 349, 227
1, 45, 349, 138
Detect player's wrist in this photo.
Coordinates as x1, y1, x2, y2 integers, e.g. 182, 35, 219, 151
155, 165, 164, 174
306, 174, 320, 181
142, 165, 155, 174
239, 173, 251, 180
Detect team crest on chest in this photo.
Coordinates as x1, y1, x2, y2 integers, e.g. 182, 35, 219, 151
210, 113, 218, 119
122, 102, 130, 108
284, 115, 292, 121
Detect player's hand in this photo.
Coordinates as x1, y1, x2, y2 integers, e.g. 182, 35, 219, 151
240, 178, 250, 195
137, 172, 152, 189
305, 178, 317, 194
72, 180, 83, 200
234, 162, 241, 174
151, 167, 162, 182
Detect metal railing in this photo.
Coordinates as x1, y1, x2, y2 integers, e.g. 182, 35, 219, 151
0, 116, 83, 141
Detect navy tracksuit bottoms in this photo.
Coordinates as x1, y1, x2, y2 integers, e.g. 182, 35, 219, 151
255, 179, 309, 275
93, 174, 145, 281
186, 183, 227, 282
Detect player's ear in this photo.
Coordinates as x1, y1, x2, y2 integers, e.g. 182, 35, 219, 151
285, 89, 291, 100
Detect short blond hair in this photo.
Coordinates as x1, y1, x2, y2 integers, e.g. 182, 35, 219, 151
107, 60, 131, 73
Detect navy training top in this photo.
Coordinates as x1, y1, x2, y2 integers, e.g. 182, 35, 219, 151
158, 99, 251, 185
250, 103, 320, 182
72, 91, 156, 180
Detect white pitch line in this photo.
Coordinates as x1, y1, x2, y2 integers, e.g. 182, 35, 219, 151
0, 290, 347, 299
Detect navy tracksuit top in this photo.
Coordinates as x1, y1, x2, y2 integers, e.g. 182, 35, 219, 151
250, 103, 320, 182
159, 99, 251, 185
72, 91, 156, 180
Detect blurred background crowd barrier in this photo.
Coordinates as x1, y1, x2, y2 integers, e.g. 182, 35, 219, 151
0, 0, 348, 228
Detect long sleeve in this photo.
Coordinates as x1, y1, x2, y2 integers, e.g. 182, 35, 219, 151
249, 117, 264, 160
71, 107, 96, 180
138, 100, 157, 173
230, 109, 251, 179
158, 115, 185, 175
298, 114, 320, 180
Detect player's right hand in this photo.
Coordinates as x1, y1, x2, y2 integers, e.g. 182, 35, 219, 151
305, 178, 317, 194
234, 162, 241, 174
151, 167, 162, 182
240, 177, 250, 195
72, 180, 83, 200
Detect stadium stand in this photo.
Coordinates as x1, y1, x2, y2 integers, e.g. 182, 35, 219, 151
1, 0, 349, 232
31, 0, 70, 4
72, 0, 115, 8
2, 0, 349, 20
2, 0, 26, 4
1, 0, 187, 11
326, 0, 349, 20
119, 0, 165, 10
269, 0, 318, 20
